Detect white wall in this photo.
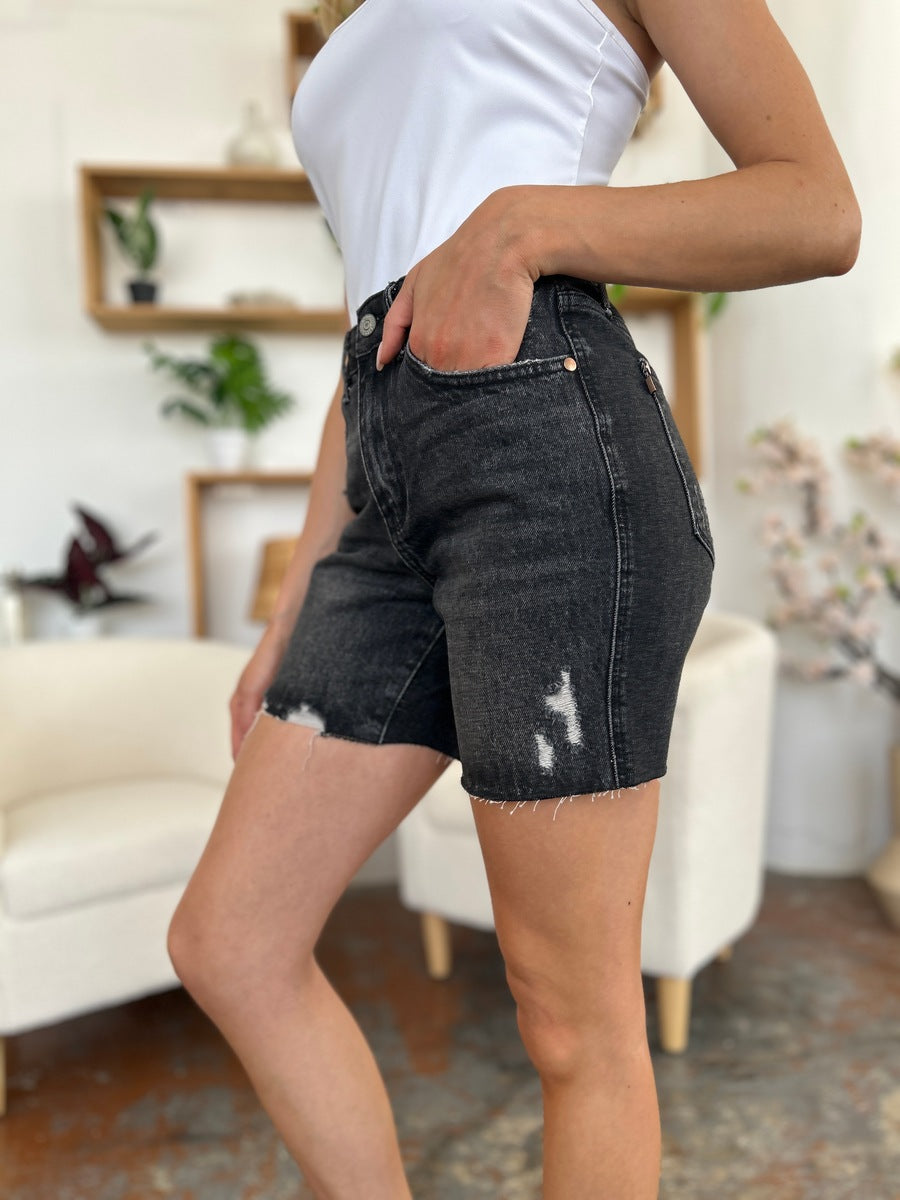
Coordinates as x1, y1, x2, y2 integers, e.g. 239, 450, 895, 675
1, 0, 340, 646
703, 1, 900, 874
1, 0, 897, 880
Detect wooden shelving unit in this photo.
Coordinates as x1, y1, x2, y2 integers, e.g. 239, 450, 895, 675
185, 469, 314, 638
615, 287, 706, 476
284, 10, 327, 113
80, 164, 345, 333
88, 304, 342, 334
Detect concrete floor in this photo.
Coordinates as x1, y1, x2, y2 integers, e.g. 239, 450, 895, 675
2, 871, 899, 1199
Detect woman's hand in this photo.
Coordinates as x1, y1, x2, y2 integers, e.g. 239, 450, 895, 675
229, 616, 296, 761
376, 188, 539, 374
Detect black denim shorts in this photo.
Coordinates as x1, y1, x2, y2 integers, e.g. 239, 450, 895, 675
261, 272, 714, 803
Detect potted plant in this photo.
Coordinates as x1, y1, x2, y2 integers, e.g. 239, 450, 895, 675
144, 333, 296, 469
104, 187, 160, 304
737, 418, 900, 926
17, 504, 158, 637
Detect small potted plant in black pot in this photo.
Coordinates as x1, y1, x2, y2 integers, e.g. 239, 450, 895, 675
104, 186, 161, 304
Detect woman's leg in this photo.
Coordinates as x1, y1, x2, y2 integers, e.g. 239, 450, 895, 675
167, 710, 452, 1200
469, 779, 663, 1200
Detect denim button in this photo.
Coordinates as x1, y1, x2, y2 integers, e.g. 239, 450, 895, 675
359, 313, 377, 336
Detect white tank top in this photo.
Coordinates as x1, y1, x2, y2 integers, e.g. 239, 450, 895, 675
291, 0, 651, 318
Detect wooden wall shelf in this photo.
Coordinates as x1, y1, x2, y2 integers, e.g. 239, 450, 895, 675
80, 164, 344, 333
284, 11, 327, 113
89, 304, 344, 334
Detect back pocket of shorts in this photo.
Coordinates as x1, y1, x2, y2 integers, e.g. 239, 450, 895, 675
637, 354, 715, 567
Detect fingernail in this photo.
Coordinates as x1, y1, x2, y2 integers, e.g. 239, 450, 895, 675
376, 344, 384, 370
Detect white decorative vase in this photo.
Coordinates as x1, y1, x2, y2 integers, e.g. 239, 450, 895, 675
0, 572, 27, 643
225, 101, 282, 168
206, 428, 252, 471
864, 742, 900, 931
68, 609, 107, 638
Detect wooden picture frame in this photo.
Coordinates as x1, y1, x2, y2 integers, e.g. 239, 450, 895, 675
617, 287, 707, 478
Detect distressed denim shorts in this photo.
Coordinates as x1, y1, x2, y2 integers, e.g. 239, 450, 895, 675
261, 272, 715, 804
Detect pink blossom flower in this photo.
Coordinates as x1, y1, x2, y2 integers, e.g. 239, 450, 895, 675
846, 659, 877, 685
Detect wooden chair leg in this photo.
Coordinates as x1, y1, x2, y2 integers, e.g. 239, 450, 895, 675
420, 911, 452, 979
656, 976, 692, 1054
0, 1035, 6, 1116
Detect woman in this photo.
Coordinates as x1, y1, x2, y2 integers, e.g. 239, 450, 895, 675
168, 0, 860, 1195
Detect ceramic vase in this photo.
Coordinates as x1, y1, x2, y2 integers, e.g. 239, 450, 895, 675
206, 428, 252, 471
226, 101, 281, 168
67, 608, 107, 638
864, 742, 900, 930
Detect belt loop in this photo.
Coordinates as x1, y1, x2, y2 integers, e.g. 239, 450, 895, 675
384, 274, 406, 308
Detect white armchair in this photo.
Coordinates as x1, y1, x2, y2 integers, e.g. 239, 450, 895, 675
0, 636, 250, 1114
396, 609, 779, 1054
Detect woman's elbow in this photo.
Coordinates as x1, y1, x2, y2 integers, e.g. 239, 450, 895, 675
823, 193, 862, 276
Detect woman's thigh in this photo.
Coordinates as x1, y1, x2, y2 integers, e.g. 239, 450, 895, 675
469, 780, 661, 1048
170, 711, 452, 978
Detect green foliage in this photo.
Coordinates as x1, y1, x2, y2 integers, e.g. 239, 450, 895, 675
704, 290, 728, 322
104, 188, 159, 276
144, 334, 296, 434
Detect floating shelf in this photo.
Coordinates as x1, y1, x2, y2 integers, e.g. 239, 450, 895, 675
89, 304, 345, 334
80, 163, 344, 333
615, 286, 694, 314
284, 11, 327, 114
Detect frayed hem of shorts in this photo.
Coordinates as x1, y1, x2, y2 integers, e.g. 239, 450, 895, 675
257, 699, 458, 765
467, 778, 659, 820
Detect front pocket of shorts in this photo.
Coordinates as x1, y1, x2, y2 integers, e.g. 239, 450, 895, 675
401, 342, 572, 388
638, 355, 716, 567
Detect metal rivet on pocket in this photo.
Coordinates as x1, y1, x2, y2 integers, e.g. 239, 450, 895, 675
359, 313, 377, 336
563, 356, 578, 371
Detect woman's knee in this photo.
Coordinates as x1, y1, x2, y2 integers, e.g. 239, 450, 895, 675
167, 896, 313, 1010
166, 900, 229, 1000
506, 960, 649, 1081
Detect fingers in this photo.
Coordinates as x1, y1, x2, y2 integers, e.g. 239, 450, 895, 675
376, 277, 414, 369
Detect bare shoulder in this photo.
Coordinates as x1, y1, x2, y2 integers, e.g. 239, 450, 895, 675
614, 0, 859, 194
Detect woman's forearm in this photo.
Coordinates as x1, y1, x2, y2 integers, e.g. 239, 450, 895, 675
265, 372, 355, 638
499, 163, 861, 294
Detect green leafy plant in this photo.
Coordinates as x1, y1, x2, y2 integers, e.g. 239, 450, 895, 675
104, 187, 159, 278
607, 282, 728, 327
144, 334, 296, 433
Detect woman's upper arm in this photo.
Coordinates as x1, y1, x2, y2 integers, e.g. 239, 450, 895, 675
631, 0, 860, 208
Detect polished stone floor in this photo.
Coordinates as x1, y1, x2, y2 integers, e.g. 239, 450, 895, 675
2, 872, 898, 1199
